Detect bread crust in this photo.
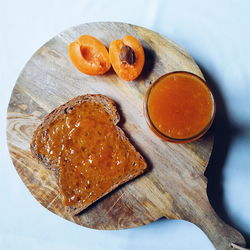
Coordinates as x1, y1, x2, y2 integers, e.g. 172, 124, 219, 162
30, 94, 147, 215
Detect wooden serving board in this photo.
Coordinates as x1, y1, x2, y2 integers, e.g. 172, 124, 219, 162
7, 22, 246, 250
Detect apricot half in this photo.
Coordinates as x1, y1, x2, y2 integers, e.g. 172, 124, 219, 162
109, 35, 145, 81
68, 35, 111, 75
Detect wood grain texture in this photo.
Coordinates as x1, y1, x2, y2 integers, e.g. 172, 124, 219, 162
7, 22, 246, 250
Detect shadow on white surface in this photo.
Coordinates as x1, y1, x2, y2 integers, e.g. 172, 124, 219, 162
198, 63, 250, 248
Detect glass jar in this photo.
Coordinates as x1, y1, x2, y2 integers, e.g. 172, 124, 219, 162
144, 71, 215, 143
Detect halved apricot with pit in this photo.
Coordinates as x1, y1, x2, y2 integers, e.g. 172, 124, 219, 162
109, 35, 145, 81
68, 35, 111, 75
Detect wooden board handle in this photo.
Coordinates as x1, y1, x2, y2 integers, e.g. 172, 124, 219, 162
231, 243, 249, 250
181, 192, 246, 250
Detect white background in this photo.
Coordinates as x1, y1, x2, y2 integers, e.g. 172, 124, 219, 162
1, 0, 250, 249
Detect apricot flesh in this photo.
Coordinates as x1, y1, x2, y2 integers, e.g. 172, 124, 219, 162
68, 35, 111, 75
109, 35, 145, 81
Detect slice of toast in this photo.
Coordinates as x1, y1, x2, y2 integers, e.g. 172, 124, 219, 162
30, 94, 147, 215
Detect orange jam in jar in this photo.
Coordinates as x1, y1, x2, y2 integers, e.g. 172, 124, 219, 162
145, 71, 215, 143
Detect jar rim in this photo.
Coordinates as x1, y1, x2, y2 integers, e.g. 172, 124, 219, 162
144, 71, 216, 143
